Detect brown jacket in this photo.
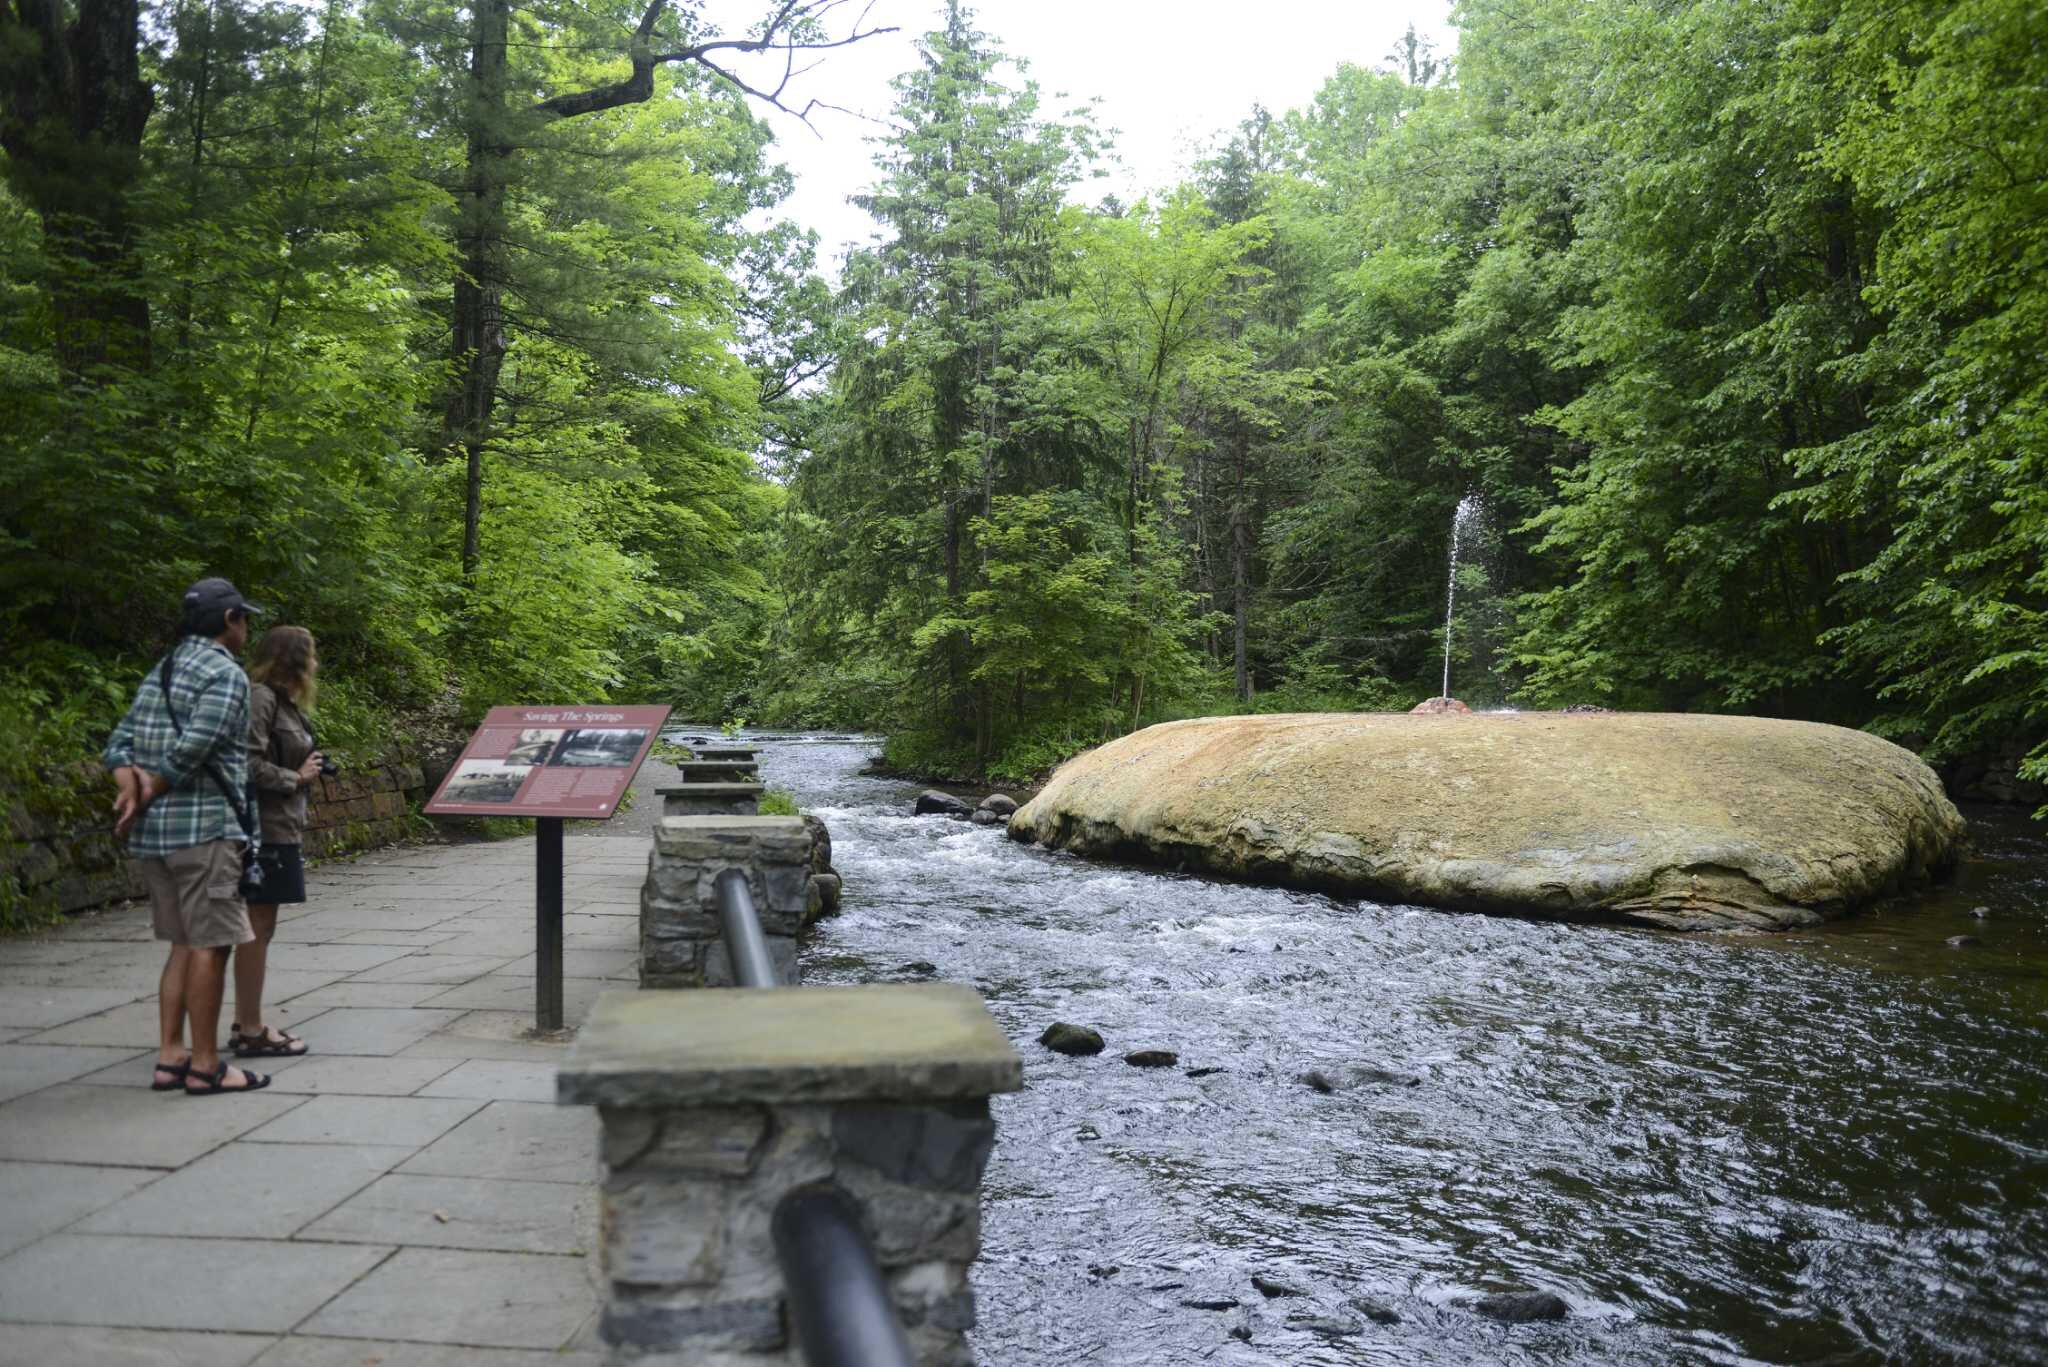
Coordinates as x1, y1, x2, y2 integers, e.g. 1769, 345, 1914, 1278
247, 682, 315, 845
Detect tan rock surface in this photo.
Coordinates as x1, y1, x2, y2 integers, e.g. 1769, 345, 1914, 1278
1006, 712, 1965, 930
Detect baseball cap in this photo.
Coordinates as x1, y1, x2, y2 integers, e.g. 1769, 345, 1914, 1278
182, 577, 265, 620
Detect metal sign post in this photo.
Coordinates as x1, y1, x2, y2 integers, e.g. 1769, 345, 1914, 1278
422, 704, 671, 1034
536, 816, 565, 1032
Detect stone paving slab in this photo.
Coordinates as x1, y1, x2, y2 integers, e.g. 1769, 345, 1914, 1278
260, 1054, 462, 1096
0, 1042, 149, 1102
414, 1059, 559, 1103
248, 1339, 603, 1367
0, 1233, 391, 1332
0, 1083, 304, 1167
496, 949, 638, 979
350, 955, 519, 986
0, 1324, 275, 1367
298, 1172, 592, 1254
78, 1141, 413, 1238
0, 1160, 158, 1256
280, 981, 465, 1011
283, 1006, 467, 1055
244, 1094, 485, 1148
398, 1101, 597, 1184
299, 1247, 592, 1349
420, 973, 605, 1018
0, 828, 637, 1361
0, 986, 147, 1029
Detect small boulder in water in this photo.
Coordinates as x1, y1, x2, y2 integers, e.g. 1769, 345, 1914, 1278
1969, 906, 1990, 919
1251, 1274, 1304, 1299
1301, 1066, 1417, 1093
1469, 1290, 1570, 1323
1946, 934, 1982, 948
969, 808, 1004, 826
1125, 1049, 1179, 1068
979, 793, 1019, 816
898, 961, 938, 977
1179, 1296, 1239, 1311
1039, 1022, 1104, 1056
1286, 1313, 1361, 1337
1346, 1297, 1401, 1325
915, 790, 973, 817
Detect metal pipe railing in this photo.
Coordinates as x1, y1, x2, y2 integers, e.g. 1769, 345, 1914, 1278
713, 867, 778, 988
713, 868, 913, 1366
773, 1185, 916, 1367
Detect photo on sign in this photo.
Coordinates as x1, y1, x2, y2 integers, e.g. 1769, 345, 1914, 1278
546, 728, 648, 768
442, 759, 531, 804
507, 728, 564, 766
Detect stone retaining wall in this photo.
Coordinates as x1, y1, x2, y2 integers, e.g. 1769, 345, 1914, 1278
2, 751, 428, 921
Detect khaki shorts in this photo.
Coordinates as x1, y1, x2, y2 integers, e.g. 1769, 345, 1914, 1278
138, 841, 254, 949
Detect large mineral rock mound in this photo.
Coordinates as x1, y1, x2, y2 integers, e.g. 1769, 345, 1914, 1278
1006, 713, 1964, 931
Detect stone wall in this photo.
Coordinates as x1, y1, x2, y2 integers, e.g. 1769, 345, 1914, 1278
2, 751, 428, 922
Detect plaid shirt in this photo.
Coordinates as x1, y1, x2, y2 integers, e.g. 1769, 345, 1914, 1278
102, 637, 255, 858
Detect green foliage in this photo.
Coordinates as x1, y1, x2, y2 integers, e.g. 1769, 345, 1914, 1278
0, 0, 826, 825
757, 787, 799, 817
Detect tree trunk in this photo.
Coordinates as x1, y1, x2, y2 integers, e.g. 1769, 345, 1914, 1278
1231, 428, 1252, 703
0, 0, 157, 379
446, 0, 512, 582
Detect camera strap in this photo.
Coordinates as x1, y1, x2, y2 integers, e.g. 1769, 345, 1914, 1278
156, 651, 262, 848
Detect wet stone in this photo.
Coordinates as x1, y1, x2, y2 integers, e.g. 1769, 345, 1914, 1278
1251, 1274, 1305, 1298
832, 1100, 995, 1192
1469, 1290, 1570, 1323
1347, 1296, 1402, 1325
600, 1296, 785, 1352
1124, 1049, 1179, 1068
1039, 1022, 1104, 1056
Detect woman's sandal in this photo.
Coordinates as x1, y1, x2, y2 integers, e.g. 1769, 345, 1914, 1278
230, 1026, 309, 1058
150, 1058, 191, 1092
185, 1060, 272, 1096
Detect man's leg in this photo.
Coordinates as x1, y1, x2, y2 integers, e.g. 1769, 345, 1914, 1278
184, 946, 257, 1085
141, 858, 192, 1086
154, 944, 194, 1087
232, 903, 276, 1036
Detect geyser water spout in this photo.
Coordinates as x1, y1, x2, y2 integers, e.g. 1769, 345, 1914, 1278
1442, 492, 1483, 699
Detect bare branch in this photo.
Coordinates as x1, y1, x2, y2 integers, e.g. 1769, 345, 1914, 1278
532, 0, 895, 124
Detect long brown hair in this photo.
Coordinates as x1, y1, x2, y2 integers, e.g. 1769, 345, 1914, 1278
247, 625, 318, 711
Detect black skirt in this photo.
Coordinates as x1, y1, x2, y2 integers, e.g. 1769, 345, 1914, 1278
239, 843, 306, 905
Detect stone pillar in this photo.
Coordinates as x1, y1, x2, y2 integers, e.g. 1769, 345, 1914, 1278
560, 985, 1024, 1367
659, 784, 765, 817
641, 817, 813, 988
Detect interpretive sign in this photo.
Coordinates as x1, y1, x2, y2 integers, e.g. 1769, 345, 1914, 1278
425, 704, 672, 818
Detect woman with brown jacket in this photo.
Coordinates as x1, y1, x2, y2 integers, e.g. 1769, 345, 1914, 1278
232, 625, 327, 1058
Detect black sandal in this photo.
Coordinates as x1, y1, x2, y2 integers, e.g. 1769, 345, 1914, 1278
230, 1026, 308, 1058
184, 1061, 272, 1096
150, 1058, 192, 1092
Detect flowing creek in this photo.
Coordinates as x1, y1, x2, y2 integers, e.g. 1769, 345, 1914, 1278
690, 729, 2048, 1365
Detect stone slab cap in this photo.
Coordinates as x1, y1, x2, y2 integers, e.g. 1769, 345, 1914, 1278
654, 784, 767, 799
653, 814, 806, 859
693, 748, 757, 760
559, 984, 1024, 1108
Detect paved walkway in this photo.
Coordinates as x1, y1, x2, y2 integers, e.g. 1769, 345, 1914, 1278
0, 814, 657, 1367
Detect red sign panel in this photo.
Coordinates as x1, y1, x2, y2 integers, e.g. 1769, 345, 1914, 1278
424, 705, 672, 819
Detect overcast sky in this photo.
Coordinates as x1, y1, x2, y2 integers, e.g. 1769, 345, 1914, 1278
699, 0, 1458, 274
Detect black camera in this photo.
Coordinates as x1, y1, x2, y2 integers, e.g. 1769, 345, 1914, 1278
318, 756, 340, 778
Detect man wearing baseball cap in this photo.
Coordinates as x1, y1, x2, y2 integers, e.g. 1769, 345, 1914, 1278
103, 577, 273, 1095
